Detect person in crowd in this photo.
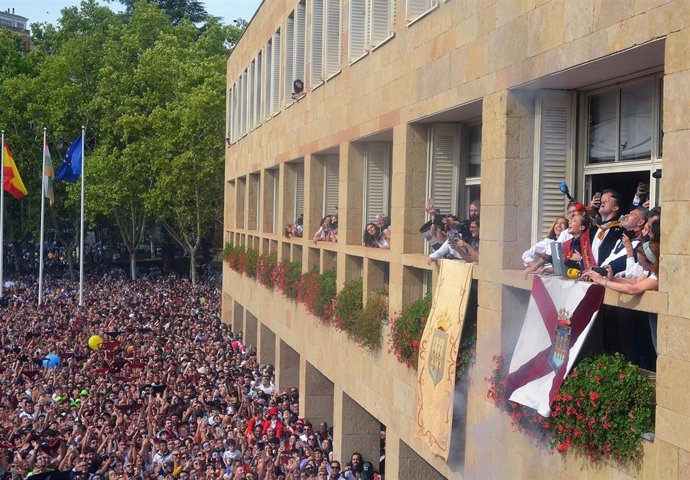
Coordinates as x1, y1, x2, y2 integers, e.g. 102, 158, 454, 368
313, 216, 332, 244
562, 214, 594, 270
598, 207, 649, 275
374, 215, 391, 244
587, 189, 624, 264
522, 216, 568, 267
363, 223, 389, 249
427, 219, 479, 264
586, 240, 660, 295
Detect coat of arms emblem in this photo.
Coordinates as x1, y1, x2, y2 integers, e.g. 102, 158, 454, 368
549, 308, 572, 371
427, 312, 451, 386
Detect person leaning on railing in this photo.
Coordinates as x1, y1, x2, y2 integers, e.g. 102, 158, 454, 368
584, 240, 659, 295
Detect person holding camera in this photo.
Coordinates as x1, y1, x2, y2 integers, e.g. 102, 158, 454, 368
427, 219, 479, 264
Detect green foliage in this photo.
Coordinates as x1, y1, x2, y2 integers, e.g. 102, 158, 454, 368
389, 294, 432, 369
331, 279, 363, 333
298, 269, 337, 320
0, 1, 246, 279
355, 290, 387, 351
548, 353, 655, 463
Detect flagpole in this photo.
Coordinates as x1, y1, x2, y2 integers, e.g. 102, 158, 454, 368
0, 130, 4, 300
79, 126, 85, 307
38, 128, 47, 306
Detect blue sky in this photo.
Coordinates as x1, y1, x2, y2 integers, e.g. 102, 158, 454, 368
14, 0, 263, 27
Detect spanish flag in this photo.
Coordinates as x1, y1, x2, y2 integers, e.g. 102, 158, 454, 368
2, 141, 28, 199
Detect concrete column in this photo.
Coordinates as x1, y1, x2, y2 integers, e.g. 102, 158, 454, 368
247, 173, 259, 230
282, 163, 297, 240
236, 176, 246, 230
258, 323, 276, 366
224, 179, 236, 238
465, 89, 537, 479
277, 339, 300, 391
221, 292, 233, 326
340, 142, 365, 246
396, 440, 447, 480
261, 169, 277, 234
300, 359, 334, 428
232, 301, 244, 336
655, 26, 690, 468
335, 390, 381, 471
305, 153, 325, 245
244, 310, 258, 349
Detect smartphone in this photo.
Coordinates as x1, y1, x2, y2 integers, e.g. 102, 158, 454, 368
593, 191, 602, 201
591, 266, 608, 276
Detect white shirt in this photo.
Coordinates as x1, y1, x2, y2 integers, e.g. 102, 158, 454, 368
429, 241, 462, 261
522, 238, 555, 266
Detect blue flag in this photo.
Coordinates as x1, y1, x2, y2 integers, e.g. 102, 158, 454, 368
55, 134, 82, 183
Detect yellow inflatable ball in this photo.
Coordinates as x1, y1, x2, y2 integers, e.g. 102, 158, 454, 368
88, 335, 103, 350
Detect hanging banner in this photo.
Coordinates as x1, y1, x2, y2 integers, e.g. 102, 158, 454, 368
415, 260, 473, 460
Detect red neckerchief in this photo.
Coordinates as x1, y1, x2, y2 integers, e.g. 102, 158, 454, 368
563, 234, 596, 270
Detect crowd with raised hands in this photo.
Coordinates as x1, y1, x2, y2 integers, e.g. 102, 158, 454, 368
0, 275, 380, 480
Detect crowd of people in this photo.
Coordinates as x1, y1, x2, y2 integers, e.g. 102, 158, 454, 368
0, 274, 381, 479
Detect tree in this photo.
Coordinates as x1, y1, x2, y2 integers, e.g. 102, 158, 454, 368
118, 0, 208, 25
144, 20, 233, 285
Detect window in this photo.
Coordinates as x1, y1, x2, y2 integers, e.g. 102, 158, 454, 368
581, 76, 663, 210
531, 76, 663, 242
239, 70, 247, 137
311, 0, 342, 87
227, 86, 234, 144
248, 60, 255, 130
285, 2, 306, 102
427, 122, 482, 218
273, 169, 280, 233
295, 164, 305, 220
270, 30, 282, 115
254, 51, 262, 129
364, 142, 391, 224
349, 0, 394, 62
323, 155, 339, 215
406, 0, 437, 23
265, 38, 273, 120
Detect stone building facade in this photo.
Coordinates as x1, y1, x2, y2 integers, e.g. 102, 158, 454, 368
223, 0, 690, 478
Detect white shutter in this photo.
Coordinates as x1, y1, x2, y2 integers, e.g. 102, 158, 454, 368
284, 16, 295, 102
349, 0, 366, 61
364, 142, 391, 223
324, 155, 339, 215
264, 40, 273, 119
532, 91, 575, 242
311, 0, 324, 86
255, 52, 262, 127
406, 0, 432, 22
248, 61, 255, 129
232, 83, 239, 139
325, 0, 341, 76
271, 31, 281, 113
295, 165, 305, 219
429, 124, 459, 215
239, 71, 247, 136
370, 0, 391, 46
294, 2, 306, 87
227, 87, 233, 143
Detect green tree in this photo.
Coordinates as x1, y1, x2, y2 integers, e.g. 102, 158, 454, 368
118, 0, 209, 25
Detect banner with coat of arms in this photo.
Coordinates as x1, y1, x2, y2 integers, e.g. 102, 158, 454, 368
506, 276, 605, 417
415, 260, 473, 460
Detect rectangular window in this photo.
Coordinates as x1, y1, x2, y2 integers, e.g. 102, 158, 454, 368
312, 0, 342, 85
427, 122, 482, 218
271, 30, 281, 114
587, 81, 655, 164
350, 0, 394, 62
295, 164, 305, 220
285, 3, 306, 102
406, 0, 437, 23
239, 70, 247, 137
273, 169, 280, 234
227, 86, 233, 144
265, 39, 273, 120
325, 0, 342, 76
255, 51, 262, 128
248, 60, 255, 130
364, 142, 392, 224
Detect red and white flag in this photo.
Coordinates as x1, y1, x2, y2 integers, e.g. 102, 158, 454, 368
506, 276, 605, 417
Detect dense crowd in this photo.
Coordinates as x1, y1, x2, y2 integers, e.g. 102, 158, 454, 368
0, 274, 380, 480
